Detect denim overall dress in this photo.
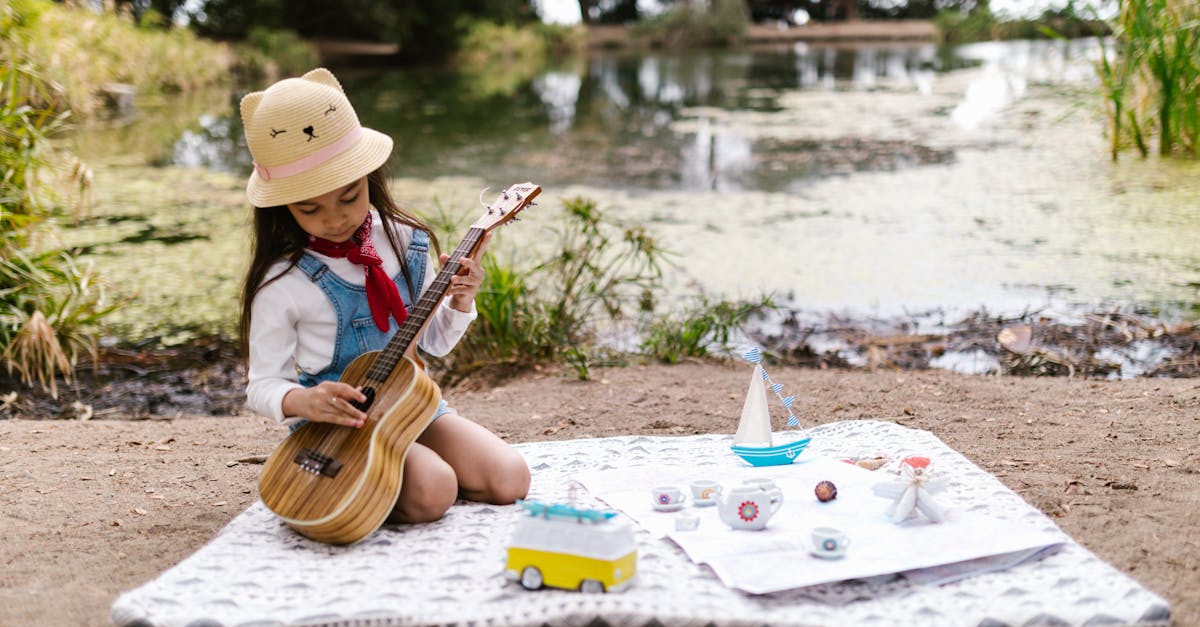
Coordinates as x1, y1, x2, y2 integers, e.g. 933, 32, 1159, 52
293, 229, 450, 427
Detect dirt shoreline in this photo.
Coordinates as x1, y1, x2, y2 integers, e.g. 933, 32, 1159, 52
1, 363, 1197, 625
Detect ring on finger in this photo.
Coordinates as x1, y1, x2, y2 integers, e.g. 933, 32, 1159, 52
329, 396, 337, 406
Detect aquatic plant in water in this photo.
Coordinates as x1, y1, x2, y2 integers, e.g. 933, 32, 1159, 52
1097, 0, 1200, 160
0, 62, 111, 396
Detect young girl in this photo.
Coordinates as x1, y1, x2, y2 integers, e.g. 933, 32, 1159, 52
238, 68, 530, 524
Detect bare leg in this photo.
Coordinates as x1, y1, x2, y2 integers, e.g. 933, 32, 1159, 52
386, 442, 458, 524
417, 412, 530, 504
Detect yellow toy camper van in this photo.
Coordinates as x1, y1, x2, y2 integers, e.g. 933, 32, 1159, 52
505, 499, 637, 593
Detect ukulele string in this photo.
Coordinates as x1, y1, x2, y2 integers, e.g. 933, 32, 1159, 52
304, 231, 480, 468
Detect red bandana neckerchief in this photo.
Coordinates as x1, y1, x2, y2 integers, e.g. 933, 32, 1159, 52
306, 213, 408, 332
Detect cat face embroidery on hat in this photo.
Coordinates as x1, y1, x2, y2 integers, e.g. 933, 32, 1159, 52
241, 68, 393, 208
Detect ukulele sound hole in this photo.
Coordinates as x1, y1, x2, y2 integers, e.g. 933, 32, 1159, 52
294, 448, 344, 478
351, 386, 376, 412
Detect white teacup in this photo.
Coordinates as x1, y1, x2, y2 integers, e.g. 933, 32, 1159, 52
811, 526, 850, 559
690, 480, 722, 506
742, 478, 778, 491
651, 486, 686, 510
675, 514, 700, 531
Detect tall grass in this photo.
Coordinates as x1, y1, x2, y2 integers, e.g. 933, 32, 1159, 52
1097, 0, 1200, 160
429, 196, 768, 382
5, 0, 234, 119
0, 61, 112, 396
641, 295, 774, 364
432, 196, 668, 381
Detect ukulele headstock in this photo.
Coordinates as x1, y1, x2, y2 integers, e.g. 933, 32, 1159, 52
472, 182, 541, 231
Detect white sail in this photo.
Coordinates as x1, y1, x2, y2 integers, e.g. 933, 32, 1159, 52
733, 364, 774, 447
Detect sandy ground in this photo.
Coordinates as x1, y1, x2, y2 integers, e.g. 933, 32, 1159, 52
1, 363, 1198, 626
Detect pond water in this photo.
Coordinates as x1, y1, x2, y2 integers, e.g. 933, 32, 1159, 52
72, 38, 1200, 334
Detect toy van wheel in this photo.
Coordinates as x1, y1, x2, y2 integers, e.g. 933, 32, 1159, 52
519, 567, 544, 590
579, 579, 605, 594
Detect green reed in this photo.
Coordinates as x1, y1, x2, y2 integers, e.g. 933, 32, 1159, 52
431, 196, 669, 382
428, 195, 772, 383
1097, 0, 1200, 160
0, 61, 112, 396
641, 295, 775, 365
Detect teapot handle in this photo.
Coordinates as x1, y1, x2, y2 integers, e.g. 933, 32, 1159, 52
767, 487, 784, 514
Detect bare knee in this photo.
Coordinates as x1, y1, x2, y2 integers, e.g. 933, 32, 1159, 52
482, 452, 531, 505
389, 454, 458, 524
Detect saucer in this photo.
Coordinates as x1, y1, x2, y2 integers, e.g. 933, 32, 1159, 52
653, 502, 684, 512
810, 548, 847, 560
693, 497, 716, 507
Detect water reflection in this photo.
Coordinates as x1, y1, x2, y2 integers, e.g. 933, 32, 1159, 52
142, 41, 1008, 192
170, 114, 243, 170
80, 39, 1103, 193
952, 38, 1098, 129
70, 39, 1200, 320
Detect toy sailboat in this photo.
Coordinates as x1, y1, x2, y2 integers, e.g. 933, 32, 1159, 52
731, 350, 811, 467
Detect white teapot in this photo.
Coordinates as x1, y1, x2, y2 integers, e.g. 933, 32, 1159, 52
717, 484, 783, 530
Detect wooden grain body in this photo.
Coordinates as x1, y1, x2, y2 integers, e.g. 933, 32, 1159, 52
257, 352, 441, 545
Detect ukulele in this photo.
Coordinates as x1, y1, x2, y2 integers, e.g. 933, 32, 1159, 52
258, 182, 540, 545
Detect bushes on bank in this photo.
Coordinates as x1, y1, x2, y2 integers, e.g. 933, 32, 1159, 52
935, 5, 1108, 44
5, 0, 233, 119
633, 0, 750, 47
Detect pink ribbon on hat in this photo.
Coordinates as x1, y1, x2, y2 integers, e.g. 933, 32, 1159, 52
253, 126, 363, 181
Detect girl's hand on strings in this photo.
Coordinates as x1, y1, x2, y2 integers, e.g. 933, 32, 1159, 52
283, 382, 368, 427
441, 232, 491, 312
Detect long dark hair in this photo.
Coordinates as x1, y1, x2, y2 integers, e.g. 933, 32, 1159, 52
237, 165, 440, 361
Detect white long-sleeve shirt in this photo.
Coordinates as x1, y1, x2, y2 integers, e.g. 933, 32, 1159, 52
245, 212, 476, 425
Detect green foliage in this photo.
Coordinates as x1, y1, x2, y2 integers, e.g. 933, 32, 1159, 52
234, 27, 321, 81
0, 65, 63, 232
450, 20, 585, 98
169, 0, 539, 64
1097, 0, 1200, 160
428, 195, 772, 382
0, 63, 113, 395
642, 295, 775, 364
431, 196, 670, 382
933, 6, 998, 44
4, 0, 232, 119
634, 0, 750, 47
457, 19, 585, 66
535, 196, 668, 344
935, 3, 1107, 44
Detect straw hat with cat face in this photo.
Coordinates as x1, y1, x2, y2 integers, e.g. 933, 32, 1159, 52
241, 68, 392, 207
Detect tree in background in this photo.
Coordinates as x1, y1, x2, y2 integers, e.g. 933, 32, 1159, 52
141, 0, 538, 62
624, 0, 982, 24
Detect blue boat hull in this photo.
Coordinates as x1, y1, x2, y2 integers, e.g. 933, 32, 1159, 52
731, 438, 812, 467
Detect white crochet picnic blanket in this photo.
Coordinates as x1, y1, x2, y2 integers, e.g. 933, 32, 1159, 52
111, 420, 1170, 627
